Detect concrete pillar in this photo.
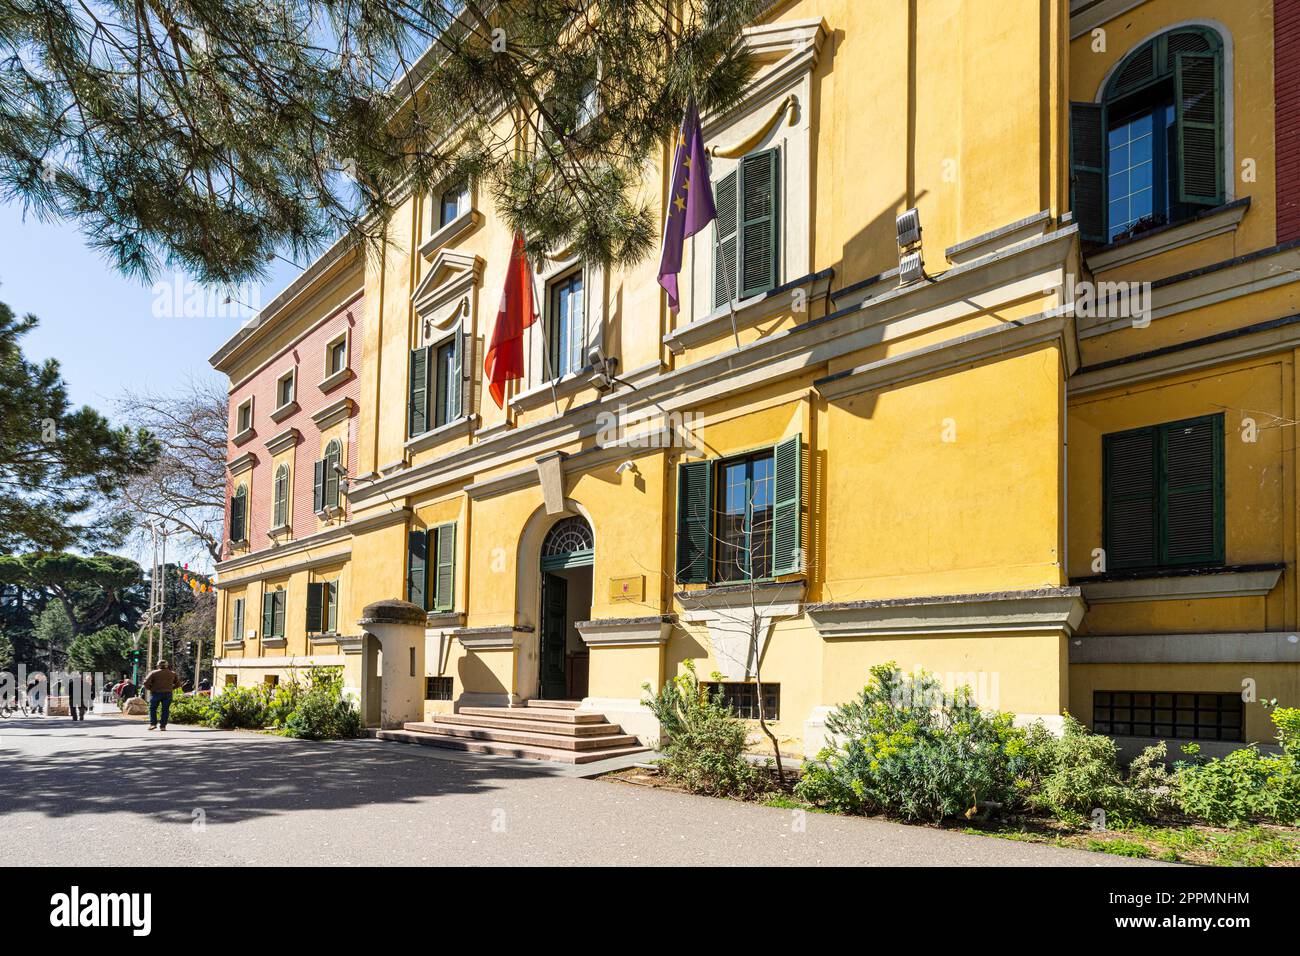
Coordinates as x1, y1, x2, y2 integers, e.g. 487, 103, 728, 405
358, 600, 427, 729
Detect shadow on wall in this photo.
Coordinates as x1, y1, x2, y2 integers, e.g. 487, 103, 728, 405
0, 719, 563, 826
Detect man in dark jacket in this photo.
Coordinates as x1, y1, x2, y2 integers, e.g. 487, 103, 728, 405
142, 660, 182, 731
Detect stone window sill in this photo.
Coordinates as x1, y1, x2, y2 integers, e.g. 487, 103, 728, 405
270, 401, 299, 423
1074, 563, 1284, 604
405, 414, 476, 454
510, 370, 594, 414
1086, 199, 1249, 273
232, 427, 255, 447
419, 209, 482, 259
318, 367, 352, 394
262, 636, 287, 648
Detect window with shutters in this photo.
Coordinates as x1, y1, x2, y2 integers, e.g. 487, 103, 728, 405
230, 597, 245, 643
314, 439, 343, 513
410, 334, 463, 437
262, 589, 286, 639
675, 434, 803, 585
307, 580, 339, 634
713, 148, 780, 308
1070, 27, 1224, 244
1103, 414, 1224, 571
407, 522, 457, 612
547, 268, 585, 379
229, 484, 248, 542
271, 464, 290, 530
235, 397, 253, 435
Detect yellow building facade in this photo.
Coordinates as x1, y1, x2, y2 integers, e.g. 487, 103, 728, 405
212, 0, 1300, 758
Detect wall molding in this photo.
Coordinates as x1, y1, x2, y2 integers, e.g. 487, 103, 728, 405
1070, 631, 1300, 664
808, 587, 1086, 638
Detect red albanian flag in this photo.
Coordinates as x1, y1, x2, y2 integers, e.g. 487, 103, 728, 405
484, 231, 538, 409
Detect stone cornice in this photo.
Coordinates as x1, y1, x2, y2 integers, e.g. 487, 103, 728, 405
1070, 631, 1300, 664
264, 427, 301, 456
1076, 566, 1284, 605
808, 587, 1086, 638
576, 616, 675, 647
227, 452, 257, 476
664, 269, 833, 354
454, 624, 533, 650
214, 524, 351, 578
312, 397, 355, 430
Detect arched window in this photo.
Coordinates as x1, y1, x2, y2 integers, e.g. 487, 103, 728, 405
272, 464, 290, 529
1071, 26, 1224, 243
229, 484, 248, 542
318, 439, 343, 511
541, 515, 594, 570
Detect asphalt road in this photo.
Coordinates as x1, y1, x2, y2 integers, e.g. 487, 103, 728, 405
0, 714, 1157, 866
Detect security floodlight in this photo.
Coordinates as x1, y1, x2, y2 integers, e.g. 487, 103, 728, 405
899, 250, 927, 285
895, 207, 934, 286
615, 460, 637, 476
330, 461, 347, 477
896, 207, 922, 248
587, 345, 632, 393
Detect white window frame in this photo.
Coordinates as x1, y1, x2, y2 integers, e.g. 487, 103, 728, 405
322, 330, 350, 386
272, 367, 298, 419
234, 396, 254, 439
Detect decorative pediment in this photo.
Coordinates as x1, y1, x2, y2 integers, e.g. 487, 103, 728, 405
411, 249, 484, 338
701, 18, 828, 138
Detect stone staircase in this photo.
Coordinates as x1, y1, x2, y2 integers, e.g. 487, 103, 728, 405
375, 699, 651, 764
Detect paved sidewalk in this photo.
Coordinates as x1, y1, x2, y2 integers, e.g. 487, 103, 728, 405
0, 715, 1160, 866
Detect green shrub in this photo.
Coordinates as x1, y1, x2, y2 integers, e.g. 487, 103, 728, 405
1173, 707, 1300, 827
284, 687, 365, 740
642, 660, 761, 798
1025, 715, 1173, 823
264, 682, 304, 728
166, 692, 214, 726
794, 663, 1032, 823
208, 685, 268, 729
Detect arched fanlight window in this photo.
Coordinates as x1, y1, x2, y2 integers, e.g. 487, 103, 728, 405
272, 464, 290, 529
541, 515, 594, 570
1071, 26, 1224, 243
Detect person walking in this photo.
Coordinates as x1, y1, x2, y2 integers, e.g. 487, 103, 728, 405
68, 672, 89, 722
142, 660, 182, 731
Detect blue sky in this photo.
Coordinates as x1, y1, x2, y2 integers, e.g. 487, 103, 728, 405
0, 201, 306, 410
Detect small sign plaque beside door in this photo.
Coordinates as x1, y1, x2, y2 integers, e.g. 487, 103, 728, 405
609, 575, 644, 603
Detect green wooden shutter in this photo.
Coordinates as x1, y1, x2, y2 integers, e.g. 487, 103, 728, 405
675, 460, 713, 584
448, 332, 464, 421
1069, 102, 1107, 243
306, 582, 323, 633
771, 434, 803, 576
1159, 415, 1223, 565
232, 599, 244, 641
312, 460, 325, 513
272, 591, 285, 637
326, 581, 338, 632
1103, 427, 1158, 569
409, 346, 431, 437
739, 148, 779, 299
230, 490, 246, 541
713, 171, 738, 309
1175, 50, 1223, 206
324, 446, 340, 509
432, 523, 456, 612
262, 593, 273, 637
407, 529, 428, 609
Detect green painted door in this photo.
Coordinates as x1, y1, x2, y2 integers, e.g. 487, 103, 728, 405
539, 572, 568, 700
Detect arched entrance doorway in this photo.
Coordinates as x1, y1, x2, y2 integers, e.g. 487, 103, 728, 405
538, 516, 593, 700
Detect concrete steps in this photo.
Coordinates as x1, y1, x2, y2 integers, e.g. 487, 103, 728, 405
379, 700, 650, 765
